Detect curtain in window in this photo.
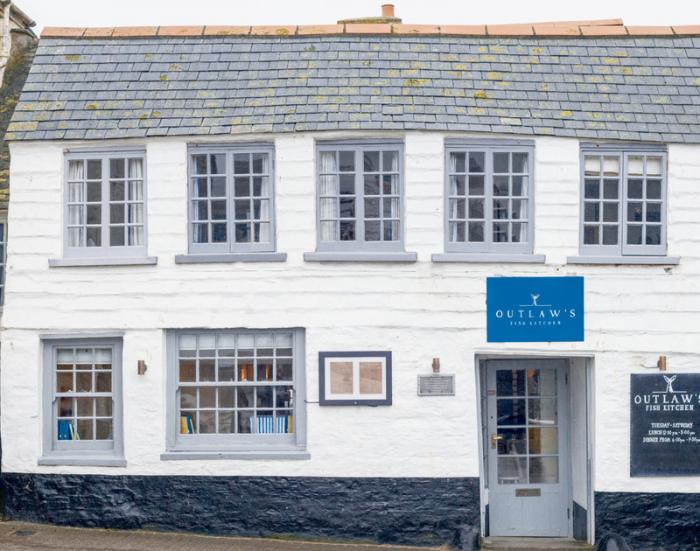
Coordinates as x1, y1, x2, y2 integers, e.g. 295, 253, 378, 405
127, 158, 144, 246
319, 151, 339, 241
449, 153, 459, 242
514, 197, 528, 243
258, 154, 271, 242
386, 150, 400, 219
67, 160, 85, 247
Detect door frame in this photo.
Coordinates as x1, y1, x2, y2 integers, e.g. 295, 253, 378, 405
474, 351, 596, 545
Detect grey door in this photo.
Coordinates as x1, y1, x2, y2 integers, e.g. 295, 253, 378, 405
486, 359, 570, 537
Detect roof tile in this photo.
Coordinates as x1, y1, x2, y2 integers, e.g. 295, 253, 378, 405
41, 27, 85, 38
249, 25, 297, 36
392, 24, 441, 34
82, 27, 114, 38
345, 23, 393, 34
157, 26, 205, 36
297, 24, 345, 35
111, 26, 159, 37
203, 26, 250, 36
672, 25, 700, 35
625, 26, 674, 36
580, 25, 628, 36
439, 25, 487, 35
533, 24, 581, 36
487, 24, 534, 36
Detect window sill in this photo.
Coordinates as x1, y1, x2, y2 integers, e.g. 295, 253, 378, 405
38, 456, 127, 467
304, 251, 417, 263
431, 253, 546, 264
566, 256, 680, 266
174, 252, 287, 264
160, 450, 310, 461
49, 257, 158, 267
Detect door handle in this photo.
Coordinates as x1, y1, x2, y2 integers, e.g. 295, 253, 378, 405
490, 433, 503, 449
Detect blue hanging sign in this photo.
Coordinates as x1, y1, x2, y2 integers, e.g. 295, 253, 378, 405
486, 276, 584, 342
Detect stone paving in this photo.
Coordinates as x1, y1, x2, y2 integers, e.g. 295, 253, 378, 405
0, 521, 442, 551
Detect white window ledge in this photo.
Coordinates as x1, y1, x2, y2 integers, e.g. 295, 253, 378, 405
38, 456, 126, 467
49, 257, 158, 267
432, 253, 546, 264
304, 251, 417, 263
174, 252, 287, 264
567, 256, 680, 266
160, 450, 310, 461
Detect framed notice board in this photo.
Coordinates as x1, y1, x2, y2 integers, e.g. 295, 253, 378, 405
630, 373, 700, 476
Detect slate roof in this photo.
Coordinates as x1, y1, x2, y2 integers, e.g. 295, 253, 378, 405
7, 30, 700, 143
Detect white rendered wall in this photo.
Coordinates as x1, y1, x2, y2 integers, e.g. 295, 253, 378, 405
2, 133, 700, 496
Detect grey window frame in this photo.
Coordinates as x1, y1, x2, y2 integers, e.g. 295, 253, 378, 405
187, 143, 277, 255
63, 149, 148, 260
318, 351, 392, 406
164, 328, 307, 456
444, 139, 535, 255
579, 143, 668, 257
315, 140, 405, 253
40, 336, 125, 467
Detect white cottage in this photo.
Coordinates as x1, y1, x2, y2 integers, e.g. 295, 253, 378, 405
2, 7, 700, 550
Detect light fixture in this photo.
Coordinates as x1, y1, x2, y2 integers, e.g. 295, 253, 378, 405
137, 360, 148, 375
432, 358, 440, 373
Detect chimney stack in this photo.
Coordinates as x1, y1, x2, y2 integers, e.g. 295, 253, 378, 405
337, 3, 402, 25
381, 4, 395, 18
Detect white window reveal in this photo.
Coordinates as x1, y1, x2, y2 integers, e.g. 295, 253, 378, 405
64, 151, 146, 258
188, 144, 275, 254
317, 142, 404, 252
40, 337, 125, 467
319, 352, 392, 406
580, 146, 667, 257
165, 329, 307, 458
445, 140, 535, 255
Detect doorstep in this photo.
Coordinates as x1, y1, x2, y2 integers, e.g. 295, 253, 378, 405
481, 537, 594, 551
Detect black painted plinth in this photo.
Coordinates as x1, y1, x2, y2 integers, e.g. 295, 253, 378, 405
596, 492, 700, 551
0, 474, 480, 547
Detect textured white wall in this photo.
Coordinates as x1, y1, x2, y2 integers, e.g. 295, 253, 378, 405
2, 133, 700, 495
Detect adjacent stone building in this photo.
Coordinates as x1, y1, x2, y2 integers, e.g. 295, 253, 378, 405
1, 6, 700, 550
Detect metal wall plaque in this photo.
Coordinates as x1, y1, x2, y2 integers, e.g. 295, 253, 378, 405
631, 373, 700, 476
417, 374, 455, 396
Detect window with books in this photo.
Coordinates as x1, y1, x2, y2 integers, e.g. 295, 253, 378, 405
41, 337, 125, 467
166, 329, 307, 456
319, 351, 392, 406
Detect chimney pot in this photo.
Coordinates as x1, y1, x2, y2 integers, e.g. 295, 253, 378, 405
381, 4, 395, 18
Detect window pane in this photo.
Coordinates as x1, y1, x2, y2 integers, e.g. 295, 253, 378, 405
493, 152, 509, 173
87, 160, 101, 180
497, 428, 527, 454
468, 152, 484, 172
584, 225, 599, 245
338, 151, 354, 172
498, 457, 527, 484
363, 151, 379, 172
627, 225, 642, 245
109, 158, 125, 179
529, 427, 558, 454
530, 457, 559, 484
603, 225, 618, 245
468, 175, 484, 196
497, 370, 525, 396
646, 225, 661, 245
451, 152, 465, 173
497, 399, 526, 425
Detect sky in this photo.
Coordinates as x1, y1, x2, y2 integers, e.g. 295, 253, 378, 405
15, 0, 700, 33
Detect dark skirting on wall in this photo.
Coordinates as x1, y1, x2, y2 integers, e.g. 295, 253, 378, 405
596, 492, 700, 551
0, 474, 480, 547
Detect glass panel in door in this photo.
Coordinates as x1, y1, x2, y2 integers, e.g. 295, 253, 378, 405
496, 367, 559, 485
